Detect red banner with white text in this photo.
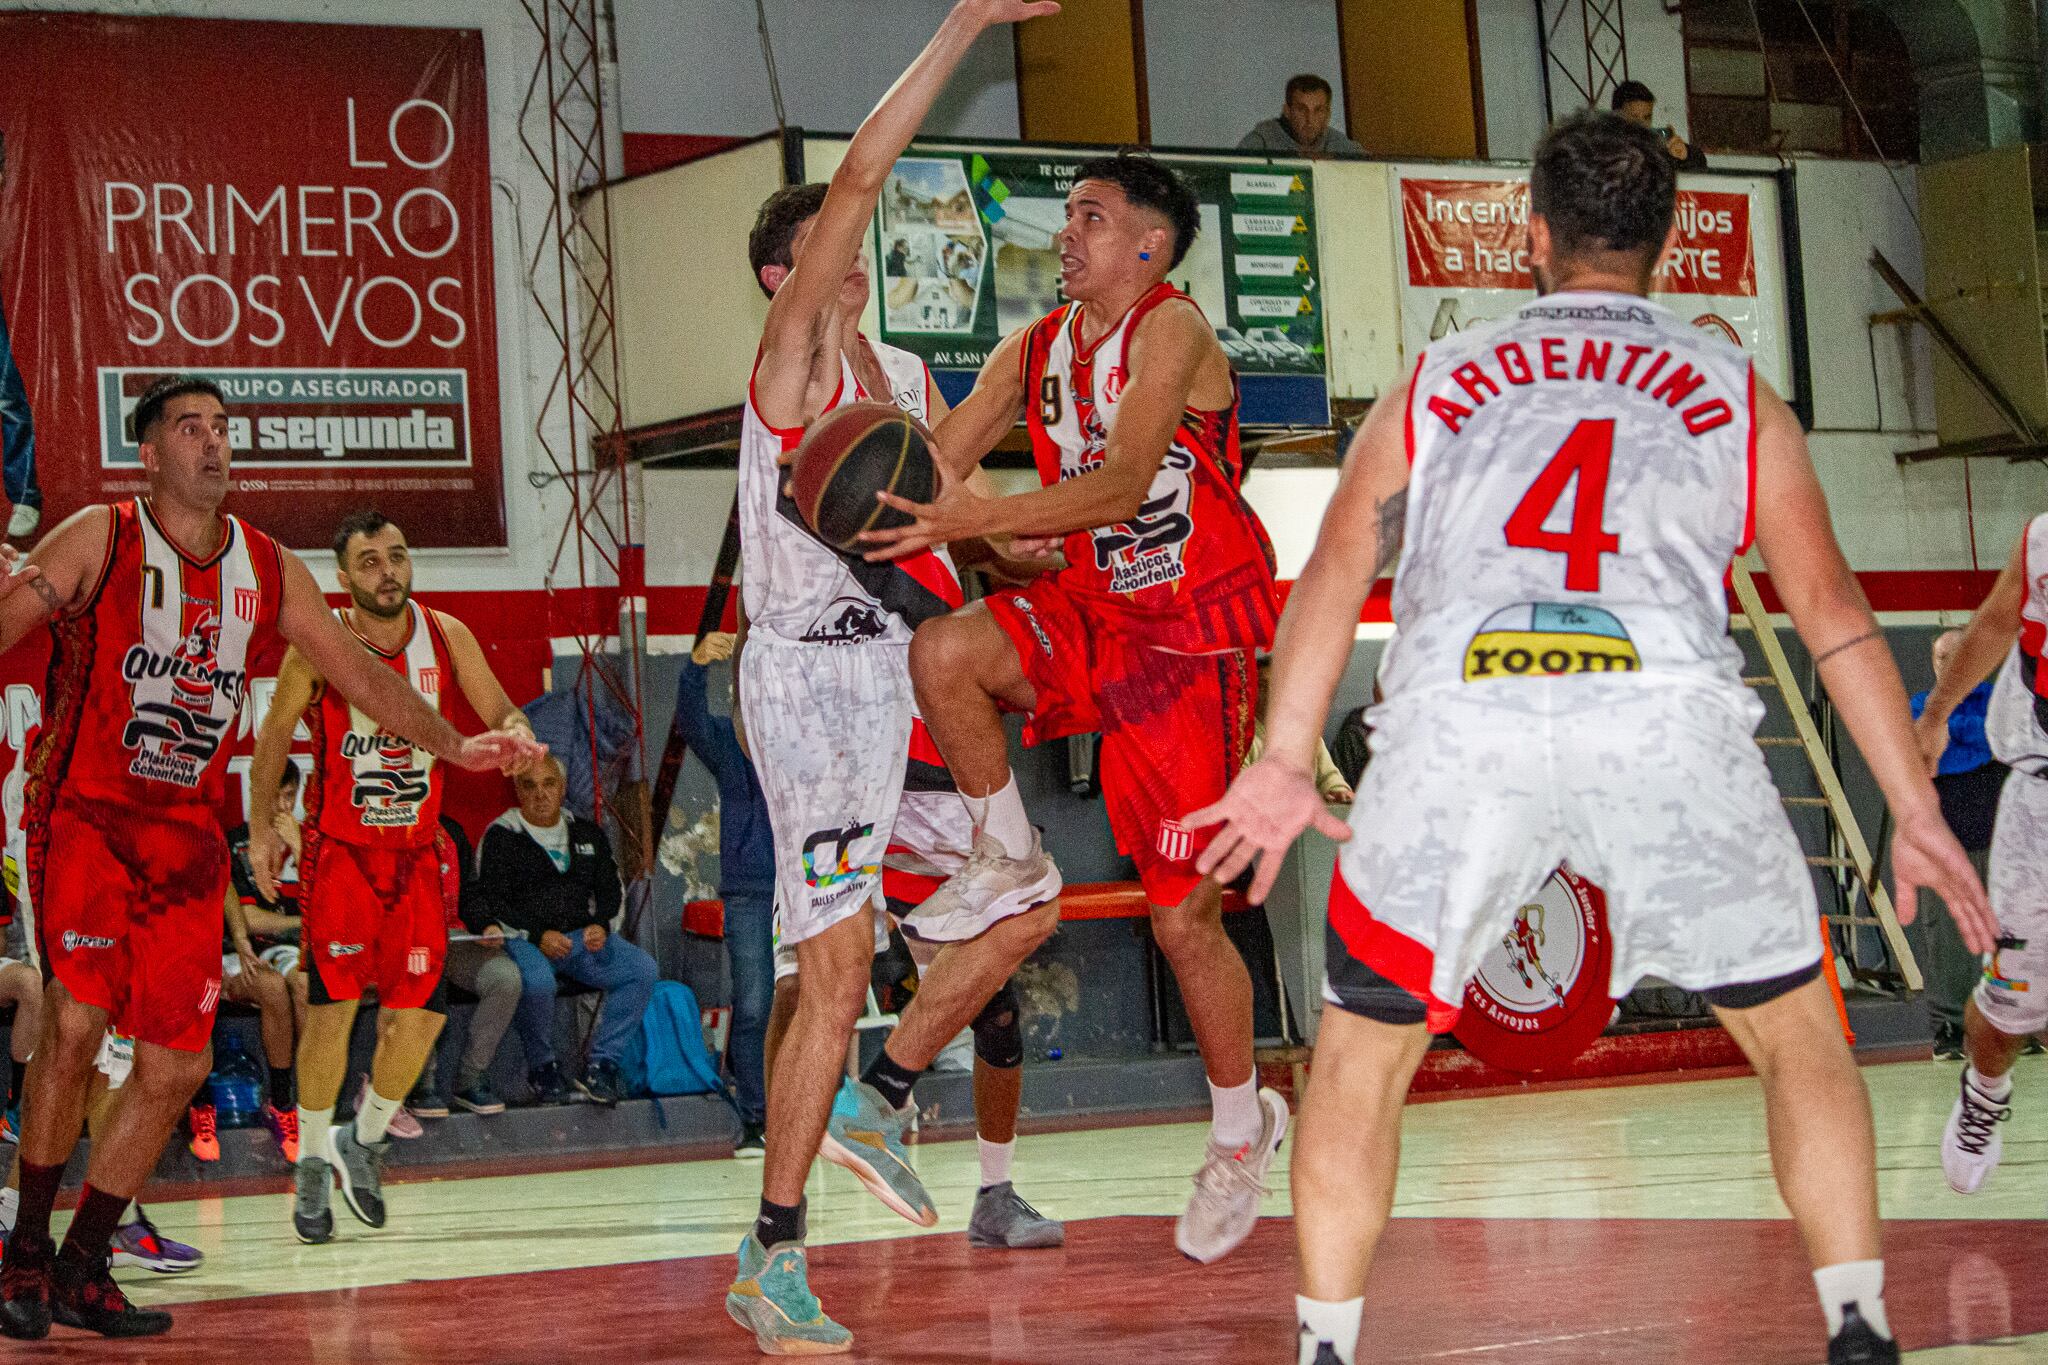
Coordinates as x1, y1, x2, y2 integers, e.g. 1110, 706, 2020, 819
0, 12, 506, 548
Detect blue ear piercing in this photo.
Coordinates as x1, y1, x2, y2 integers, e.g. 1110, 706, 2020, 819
1139, 251, 1152, 260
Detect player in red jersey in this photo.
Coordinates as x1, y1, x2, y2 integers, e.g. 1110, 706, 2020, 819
246, 509, 537, 1246
860, 152, 1288, 1266
0, 376, 539, 1341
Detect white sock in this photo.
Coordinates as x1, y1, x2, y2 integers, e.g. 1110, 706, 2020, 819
978, 1136, 1015, 1189
1967, 1064, 2013, 1101
1296, 1296, 1363, 1364
355, 1087, 404, 1144
1209, 1075, 1263, 1151
0, 1185, 17, 1235
297, 1105, 333, 1166
1813, 1259, 1890, 1340
965, 775, 1033, 860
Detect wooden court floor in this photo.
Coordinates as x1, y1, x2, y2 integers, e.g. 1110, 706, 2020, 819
28, 1057, 2048, 1363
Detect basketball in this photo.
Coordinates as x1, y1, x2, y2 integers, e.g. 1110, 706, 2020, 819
787, 400, 940, 552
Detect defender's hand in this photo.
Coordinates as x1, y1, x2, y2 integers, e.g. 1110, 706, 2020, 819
1890, 806, 1996, 953
248, 821, 285, 902
965, 1, 1062, 28
1184, 757, 1353, 904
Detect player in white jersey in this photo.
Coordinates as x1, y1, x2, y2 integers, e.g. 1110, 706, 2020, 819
1916, 513, 2048, 1196
725, 3, 1062, 1356
1188, 113, 1994, 1365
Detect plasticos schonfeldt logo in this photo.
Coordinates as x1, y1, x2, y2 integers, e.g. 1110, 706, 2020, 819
97, 368, 473, 470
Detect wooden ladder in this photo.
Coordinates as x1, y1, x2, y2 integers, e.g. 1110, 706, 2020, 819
1729, 554, 1922, 998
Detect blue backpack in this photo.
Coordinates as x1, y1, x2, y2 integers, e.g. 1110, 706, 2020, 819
621, 980, 725, 1098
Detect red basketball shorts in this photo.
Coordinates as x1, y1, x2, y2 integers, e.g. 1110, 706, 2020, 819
300, 833, 448, 1010
985, 578, 1256, 907
31, 799, 228, 1054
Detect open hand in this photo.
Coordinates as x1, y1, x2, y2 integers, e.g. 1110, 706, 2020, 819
1183, 756, 1353, 904
455, 730, 548, 775
1891, 806, 1996, 953
858, 481, 991, 562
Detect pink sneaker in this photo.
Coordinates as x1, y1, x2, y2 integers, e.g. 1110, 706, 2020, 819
355, 1077, 424, 1141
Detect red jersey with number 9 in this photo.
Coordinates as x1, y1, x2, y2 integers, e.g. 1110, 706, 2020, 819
29, 499, 285, 815
1019, 282, 1277, 654
1382, 290, 1757, 703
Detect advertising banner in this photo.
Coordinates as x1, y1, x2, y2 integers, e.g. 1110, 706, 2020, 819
1392, 169, 1793, 394
0, 12, 506, 548
874, 148, 1327, 391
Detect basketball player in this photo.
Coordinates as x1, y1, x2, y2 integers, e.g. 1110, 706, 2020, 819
1916, 515, 2048, 1196
1183, 113, 1996, 1365
859, 153, 1287, 1265
247, 509, 538, 1246
725, 2, 1061, 1352
0, 376, 538, 1340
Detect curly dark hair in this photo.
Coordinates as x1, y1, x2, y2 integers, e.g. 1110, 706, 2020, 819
1530, 111, 1676, 265
747, 182, 830, 298
1072, 152, 1200, 269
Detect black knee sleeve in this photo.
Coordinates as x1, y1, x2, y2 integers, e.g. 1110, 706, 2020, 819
971, 981, 1023, 1070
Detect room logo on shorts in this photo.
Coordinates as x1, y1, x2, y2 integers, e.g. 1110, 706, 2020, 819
1463, 602, 1640, 682
1453, 864, 1616, 1075
1157, 818, 1194, 863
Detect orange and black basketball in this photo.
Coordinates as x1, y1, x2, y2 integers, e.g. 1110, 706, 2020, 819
788, 401, 939, 552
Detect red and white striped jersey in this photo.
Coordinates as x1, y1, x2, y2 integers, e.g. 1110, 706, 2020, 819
1382, 291, 1755, 703
1988, 512, 2048, 775
304, 600, 453, 848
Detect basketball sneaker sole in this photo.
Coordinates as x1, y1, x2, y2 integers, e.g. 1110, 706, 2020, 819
725, 1295, 853, 1356
818, 1130, 939, 1228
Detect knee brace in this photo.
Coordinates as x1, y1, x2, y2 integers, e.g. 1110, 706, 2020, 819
971, 981, 1023, 1070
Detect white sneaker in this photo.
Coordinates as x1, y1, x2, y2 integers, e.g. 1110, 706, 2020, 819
6, 504, 38, 540
1941, 1068, 2012, 1194
1176, 1086, 1289, 1264
904, 830, 1061, 942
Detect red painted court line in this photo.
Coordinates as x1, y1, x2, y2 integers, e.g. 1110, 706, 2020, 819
62, 1215, 2048, 1364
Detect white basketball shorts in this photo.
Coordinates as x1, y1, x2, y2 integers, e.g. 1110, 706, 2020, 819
1333, 677, 1822, 1023
1980, 770, 2048, 1035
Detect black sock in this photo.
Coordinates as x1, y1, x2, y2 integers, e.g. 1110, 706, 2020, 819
860, 1048, 920, 1111
269, 1063, 296, 1111
11, 1157, 63, 1249
7, 1057, 23, 1111
56, 1183, 130, 1271
754, 1197, 804, 1249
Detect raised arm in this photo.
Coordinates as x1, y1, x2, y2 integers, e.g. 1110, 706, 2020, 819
862, 301, 1216, 560
753, 1, 1059, 427
1748, 377, 1995, 951
1186, 377, 1414, 900
1916, 531, 2024, 770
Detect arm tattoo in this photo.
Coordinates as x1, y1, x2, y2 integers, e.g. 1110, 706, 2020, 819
1369, 489, 1407, 579
28, 575, 61, 614
1813, 628, 1882, 667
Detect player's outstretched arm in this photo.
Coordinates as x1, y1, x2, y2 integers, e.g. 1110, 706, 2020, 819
862, 301, 1209, 560
1914, 532, 2023, 773
0, 506, 113, 658
246, 645, 318, 901
440, 611, 541, 774
1185, 377, 1413, 902
755, 0, 1059, 426
275, 554, 544, 777
1749, 377, 1995, 951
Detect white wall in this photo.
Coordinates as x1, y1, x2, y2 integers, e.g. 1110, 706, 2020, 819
1533, 0, 1691, 136
1141, 0, 1345, 149
1473, 0, 1547, 160
615, 0, 1019, 140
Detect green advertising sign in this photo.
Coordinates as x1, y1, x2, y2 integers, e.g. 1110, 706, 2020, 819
872, 149, 1325, 378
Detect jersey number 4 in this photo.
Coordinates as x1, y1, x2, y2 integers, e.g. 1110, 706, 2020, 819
1503, 418, 1620, 591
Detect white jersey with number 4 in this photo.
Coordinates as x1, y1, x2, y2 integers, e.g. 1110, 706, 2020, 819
738, 339, 936, 648
1381, 290, 1755, 706
1987, 512, 2048, 776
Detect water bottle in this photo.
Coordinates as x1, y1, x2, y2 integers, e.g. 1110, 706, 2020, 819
209, 1036, 264, 1129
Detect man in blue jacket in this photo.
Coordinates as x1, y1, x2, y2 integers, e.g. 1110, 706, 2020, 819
676, 631, 775, 1154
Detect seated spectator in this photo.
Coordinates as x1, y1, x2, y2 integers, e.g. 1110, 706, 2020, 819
1238, 74, 1363, 160
475, 757, 657, 1107
415, 814, 521, 1116
210, 759, 308, 1163
1611, 80, 1708, 169
676, 630, 774, 1157
524, 663, 653, 883
0, 921, 39, 1143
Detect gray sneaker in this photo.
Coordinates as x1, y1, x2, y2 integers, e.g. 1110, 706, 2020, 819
904, 830, 1061, 942
967, 1182, 1064, 1249
292, 1159, 333, 1245
820, 1078, 937, 1227
1175, 1087, 1289, 1265
327, 1123, 388, 1229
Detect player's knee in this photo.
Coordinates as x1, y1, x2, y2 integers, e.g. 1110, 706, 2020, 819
45, 999, 106, 1063
910, 613, 986, 692
972, 982, 1024, 1070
